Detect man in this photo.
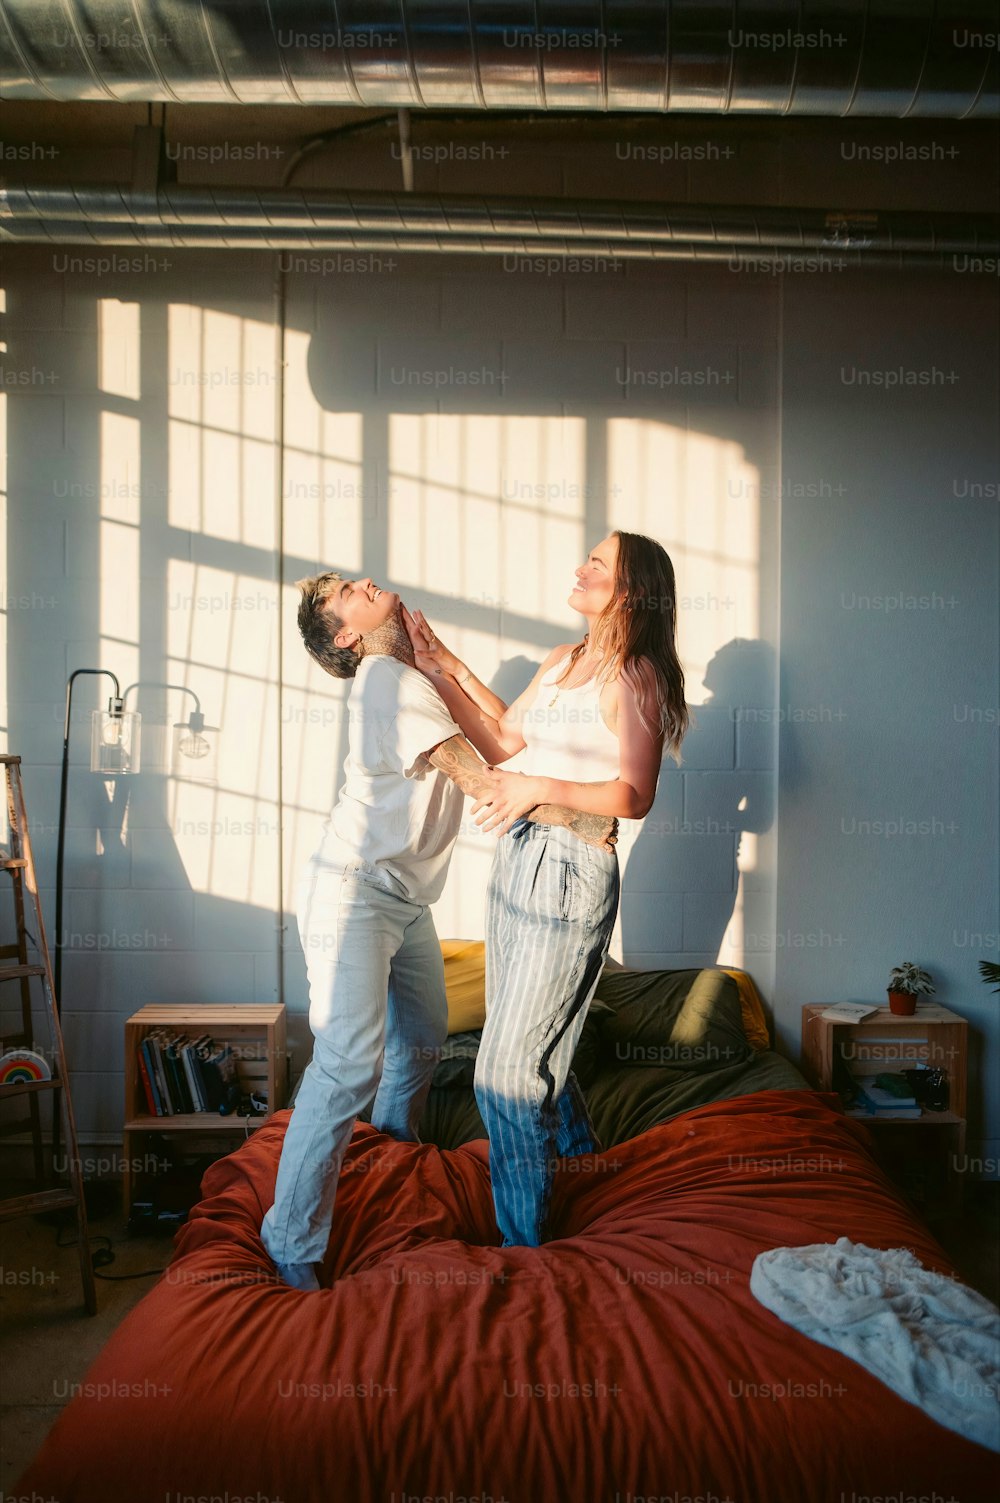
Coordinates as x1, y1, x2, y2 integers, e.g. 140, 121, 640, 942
261, 572, 615, 1289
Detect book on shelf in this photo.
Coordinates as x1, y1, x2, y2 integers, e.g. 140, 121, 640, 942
144, 1031, 173, 1116
180, 1041, 203, 1112
193, 1037, 236, 1111
137, 1031, 244, 1115
137, 1040, 160, 1116
840, 1054, 933, 1076
206, 1043, 238, 1111
820, 1003, 880, 1023
164, 1036, 194, 1114
844, 1071, 922, 1118
846, 1104, 923, 1119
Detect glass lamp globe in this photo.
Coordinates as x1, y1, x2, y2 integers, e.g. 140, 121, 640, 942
89, 699, 141, 774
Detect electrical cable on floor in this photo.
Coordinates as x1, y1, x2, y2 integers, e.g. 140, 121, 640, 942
55, 1226, 167, 1280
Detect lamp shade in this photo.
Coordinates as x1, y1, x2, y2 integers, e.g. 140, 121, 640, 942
90, 703, 140, 774
171, 713, 217, 784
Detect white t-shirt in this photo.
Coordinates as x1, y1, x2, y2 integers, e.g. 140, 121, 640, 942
312, 654, 465, 905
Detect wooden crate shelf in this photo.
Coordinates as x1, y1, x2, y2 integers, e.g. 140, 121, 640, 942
801, 1002, 968, 1219
123, 1003, 287, 1211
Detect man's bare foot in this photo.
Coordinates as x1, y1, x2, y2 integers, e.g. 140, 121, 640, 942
274, 1259, 322, 1291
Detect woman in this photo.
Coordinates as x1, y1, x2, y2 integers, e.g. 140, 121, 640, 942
404, 530, 689, 1246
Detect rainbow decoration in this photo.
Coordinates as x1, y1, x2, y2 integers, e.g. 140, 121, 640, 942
0, 1049, 52, 1085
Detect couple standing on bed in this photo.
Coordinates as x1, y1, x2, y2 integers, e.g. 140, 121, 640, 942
261, 530, 688, 1289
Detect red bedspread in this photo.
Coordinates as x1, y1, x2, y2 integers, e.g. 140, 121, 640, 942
17, 1089, 996, 1503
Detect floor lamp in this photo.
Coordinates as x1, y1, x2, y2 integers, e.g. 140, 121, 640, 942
53, 669, 141, 1160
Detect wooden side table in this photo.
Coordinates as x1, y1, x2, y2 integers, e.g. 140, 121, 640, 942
801, 1003, 968, 1220
122, 1003, 287, 1212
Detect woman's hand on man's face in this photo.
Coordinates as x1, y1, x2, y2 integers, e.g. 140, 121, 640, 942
471, 769, 546, 836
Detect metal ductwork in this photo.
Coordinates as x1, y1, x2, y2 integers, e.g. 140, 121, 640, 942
3, 176, 997, 266
0, 0, 998, 115
2, 183, 998, 267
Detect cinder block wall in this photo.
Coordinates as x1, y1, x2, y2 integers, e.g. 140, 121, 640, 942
1, 112, 996, 1165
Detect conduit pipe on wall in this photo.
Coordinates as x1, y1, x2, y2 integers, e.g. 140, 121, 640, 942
1, 185, 997, 266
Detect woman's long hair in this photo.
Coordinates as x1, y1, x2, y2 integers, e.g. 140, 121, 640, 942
556, 530, 690, 764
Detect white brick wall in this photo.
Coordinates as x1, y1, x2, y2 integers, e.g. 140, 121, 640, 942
3, 188, 995, 1165
1, 241, 783, 1140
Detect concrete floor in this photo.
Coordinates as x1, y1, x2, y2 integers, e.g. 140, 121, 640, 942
1, 1176, 997, 1491
1, 1184, 174, 1495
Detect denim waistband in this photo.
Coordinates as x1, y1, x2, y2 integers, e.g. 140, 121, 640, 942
508, 814, 618, 862
302, 854, 411, 901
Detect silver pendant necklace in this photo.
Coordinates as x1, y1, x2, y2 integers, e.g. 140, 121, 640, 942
549, 647, 595, 708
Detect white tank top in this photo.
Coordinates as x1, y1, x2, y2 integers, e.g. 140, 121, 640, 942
514, 650, 621, 782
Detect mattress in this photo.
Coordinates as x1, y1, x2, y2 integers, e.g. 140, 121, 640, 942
15, 1088, 996, 1503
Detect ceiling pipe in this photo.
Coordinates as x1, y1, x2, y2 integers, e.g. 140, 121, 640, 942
5, 230, 981, 272
1, 183, 996, 265
0, 0, 997, 115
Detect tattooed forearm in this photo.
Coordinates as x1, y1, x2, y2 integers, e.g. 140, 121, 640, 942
533, 804, 618, 849
426, 737, 617, 850
426, 735, 501, 801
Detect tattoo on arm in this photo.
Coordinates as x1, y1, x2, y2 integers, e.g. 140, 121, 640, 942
533, 803, 618, 848
426, 737, 617, 849
426, 735, 496, 800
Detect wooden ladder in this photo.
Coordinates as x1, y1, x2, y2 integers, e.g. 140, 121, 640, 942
0, 754, 97, 1314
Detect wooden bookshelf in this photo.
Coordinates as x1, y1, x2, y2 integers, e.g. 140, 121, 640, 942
122, 1004, 287, 1210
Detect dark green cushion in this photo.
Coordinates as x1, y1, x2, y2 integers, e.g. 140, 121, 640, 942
432, 1030, 481, 1089
590, 967, 754, 1074
431, 1014, 605, 1091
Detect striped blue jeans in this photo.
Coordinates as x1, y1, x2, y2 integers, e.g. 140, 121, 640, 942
474, 815, 620, 1246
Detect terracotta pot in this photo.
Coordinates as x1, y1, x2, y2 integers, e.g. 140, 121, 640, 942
887, 989, 917, 1016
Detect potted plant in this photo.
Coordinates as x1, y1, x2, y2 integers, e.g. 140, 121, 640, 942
979, 960, 1000, 993
887, 961, 934, 1015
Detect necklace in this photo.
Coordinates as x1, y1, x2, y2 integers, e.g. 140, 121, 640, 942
547, 654, 597, 708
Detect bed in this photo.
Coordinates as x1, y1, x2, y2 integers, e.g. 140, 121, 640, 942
16, 962, 997, 1502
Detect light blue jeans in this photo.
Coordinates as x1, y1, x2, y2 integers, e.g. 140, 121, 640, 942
261, 859, 448, 1267
474, 816, 620, 1246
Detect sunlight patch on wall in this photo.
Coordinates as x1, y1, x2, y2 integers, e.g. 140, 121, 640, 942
167, 304, 276, 544
169, 779, 278, 909
166, 560, 277, 710
100, 411, 140, 524
98, 489, 139, 693
282, 577, 349, 867
280, 324, 368, 881
96, 313, 141, 687
279, 575, 352, 882
389, 412, 587, 625
607, 419, 760, 700
98, 299, 140, 401
384, 412, 592, 938
99, 516, 139, 652
160, 556, 278, 900
606, 417, 764, 973
282, 329, 363, 575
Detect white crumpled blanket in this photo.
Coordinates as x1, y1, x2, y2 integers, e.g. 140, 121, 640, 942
750, 1235, 1000, 1453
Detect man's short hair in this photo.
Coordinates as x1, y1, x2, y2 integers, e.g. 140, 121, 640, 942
295, 572, 360, 679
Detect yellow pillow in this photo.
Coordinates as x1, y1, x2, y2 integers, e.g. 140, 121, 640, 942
440, 939, 487, 1034
720, 967, 771, 1051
